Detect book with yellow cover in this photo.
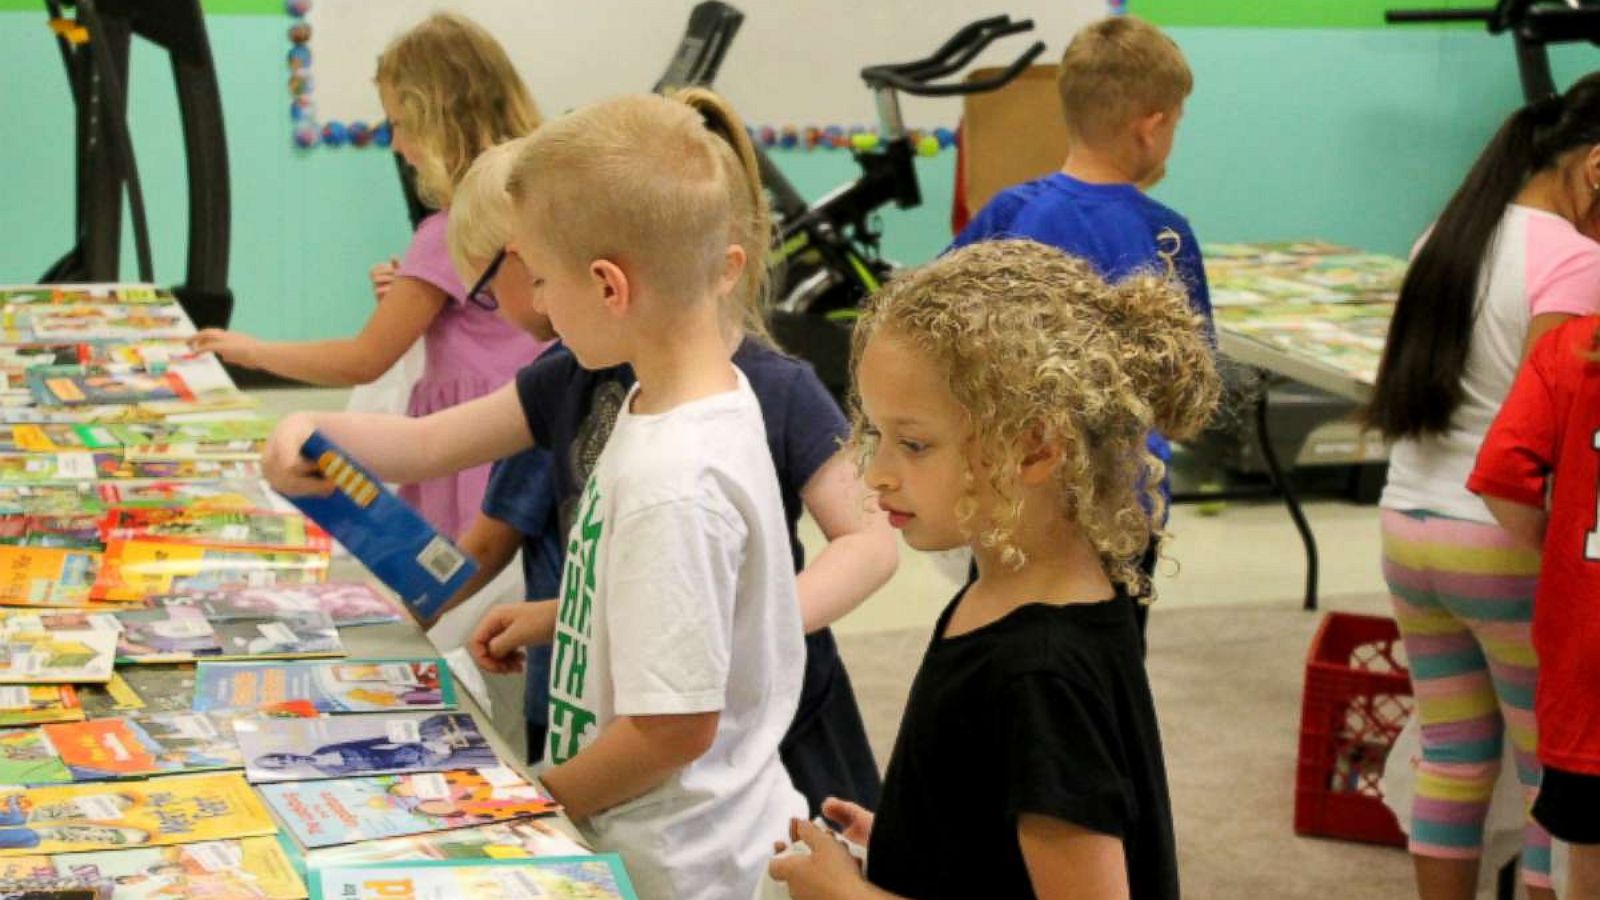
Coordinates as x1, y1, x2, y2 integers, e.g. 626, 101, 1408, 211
0, 545, 99, 607
0, 630, 117, 683
91, 540, 328, 603
0, 772, 277, 856
0, 683, 82, 727
0, 835, 307, 898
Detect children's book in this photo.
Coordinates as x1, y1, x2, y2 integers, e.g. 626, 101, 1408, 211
157, 582, 405, 627
288, 432, 476, 621
28, 368, 189, 408
98, 479, 272, 510
260, 768, 558, 849
0, 684, 82, 728
0, 727, 73, 785
0, 631, 116, 683
113, 607, 343, 664
100, 508, 332, 553
113, 607, 219, 662
0, 836, 307, 899
236, 712, 499, 783
41, 709, 248, 779
193, 659, 454, 715
74, 666, 193, 719
0, 610, 119, 634
0, 512, 103, 550
304, 856, 635, 900
0, 284, 173, 306
0, 546, 99, 607
92, 456, 261, 482
0, 484, 100, 517
0, 772, 276, 857
0, 452, 98, 483
91, 540, 328, 603
22, 303, 194, 342
305, 819, 591, 867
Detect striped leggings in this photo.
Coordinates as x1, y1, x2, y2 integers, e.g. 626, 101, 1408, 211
1380, 509, 1551, 889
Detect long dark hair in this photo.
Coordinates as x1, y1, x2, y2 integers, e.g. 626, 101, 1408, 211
1367, 73, 1600, 439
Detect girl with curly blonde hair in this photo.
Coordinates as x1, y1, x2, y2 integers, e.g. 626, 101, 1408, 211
772, 238, 1218, 900
195, 12, 551, 538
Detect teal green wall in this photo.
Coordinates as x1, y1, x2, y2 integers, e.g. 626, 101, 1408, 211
0, 11, 1595, 341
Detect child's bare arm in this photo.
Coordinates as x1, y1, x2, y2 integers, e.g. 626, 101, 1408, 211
264, 383, 533, 493
1019, 813, 1128, 899
796, 452, 898, 633
1483, 496, 1548, 551
468, 601, 557, 674
539, 712, 720, 822
193, 279, 444, 386
423, 515, 525, 627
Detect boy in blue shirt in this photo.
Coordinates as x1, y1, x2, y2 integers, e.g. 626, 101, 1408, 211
952, 15, 1214, 627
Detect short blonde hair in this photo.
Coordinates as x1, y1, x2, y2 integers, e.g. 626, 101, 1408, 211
849, 240, 1219, 594
376, 13, 541, 209
506, 89, 771, 339
1058, 16, 1191, 146
447, 139, 525, 285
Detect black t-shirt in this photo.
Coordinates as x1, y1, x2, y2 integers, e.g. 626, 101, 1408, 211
867, 591, 1179, 900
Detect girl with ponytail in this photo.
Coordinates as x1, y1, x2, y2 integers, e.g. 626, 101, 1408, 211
262, 88, 895, 900
1369, 73, 1600, 900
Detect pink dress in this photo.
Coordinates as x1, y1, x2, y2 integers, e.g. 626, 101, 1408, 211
394, 211, 553, 538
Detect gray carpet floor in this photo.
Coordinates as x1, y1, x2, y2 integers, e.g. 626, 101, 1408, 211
835, 591, 1420, 899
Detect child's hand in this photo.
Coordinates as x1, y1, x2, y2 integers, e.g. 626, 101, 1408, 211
468, 604, 551, 674
820, 797, 875, 846
190, 329, 262, 368
370, 257, 401, 302
769, 818, 866, 900
262, 413, 334, 498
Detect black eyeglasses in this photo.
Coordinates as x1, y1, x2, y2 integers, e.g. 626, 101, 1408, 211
466, 248, 506, 311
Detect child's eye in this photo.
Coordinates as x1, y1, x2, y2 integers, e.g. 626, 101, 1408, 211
899, 439, 927, 455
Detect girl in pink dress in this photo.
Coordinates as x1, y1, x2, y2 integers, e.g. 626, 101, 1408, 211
193, 13, 553, 536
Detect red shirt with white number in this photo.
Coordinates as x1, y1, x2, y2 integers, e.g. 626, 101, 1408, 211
1470, 316, 1600, 774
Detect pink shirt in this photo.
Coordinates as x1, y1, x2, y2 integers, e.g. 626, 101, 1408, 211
394, 210, 553, 537
1382, 205, 1600, 523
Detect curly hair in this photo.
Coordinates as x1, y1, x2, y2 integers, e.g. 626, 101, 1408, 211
849, 239, 1220, 594
376, 13, 541, 209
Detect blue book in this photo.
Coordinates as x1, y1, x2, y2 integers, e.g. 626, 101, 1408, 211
289, 431, 476, 619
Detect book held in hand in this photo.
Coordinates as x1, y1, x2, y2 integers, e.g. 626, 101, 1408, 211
286, 431, 475, 620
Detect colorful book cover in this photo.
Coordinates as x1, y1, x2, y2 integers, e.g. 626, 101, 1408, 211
6, 424, 116, 453
158, 583, 405, 628
193, 659, 455, 715
75, 667, 193, 719
113, 607, 221, 663
237, 712, 498, 783
23, 303, 193, 342
305, 856, 635, 900
92, 457, 261, 483
42, 710, 247, 779
261, 768, 559, 849
0, 546, 98, 607
289, 432, 476, 621
0, 610, 119, 634
0, 772, 276, 857
0, 631, 117, 684
1, 513, 104, 550
0, 836, 306, 899
28, 369, 190, 408
101, 508, 331, 553
305, 819, 592, 866
98, 480, 271, 510
209, 612, 343, 661
0, 684, 82, 728
91, 540, 328, 603
0, 452, 98, 484
0, 727, 73, 785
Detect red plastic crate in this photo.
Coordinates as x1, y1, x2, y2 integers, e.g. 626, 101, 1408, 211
1295, 612, 1414, 847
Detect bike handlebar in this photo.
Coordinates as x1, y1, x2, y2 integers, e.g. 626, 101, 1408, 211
860, 16, 1044, 97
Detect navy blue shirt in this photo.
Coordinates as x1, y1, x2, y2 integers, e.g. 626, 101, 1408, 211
950, 173, 1215, 474
482, 448, 563, 601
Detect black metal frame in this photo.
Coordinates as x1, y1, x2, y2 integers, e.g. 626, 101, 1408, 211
41, 0, 234, 330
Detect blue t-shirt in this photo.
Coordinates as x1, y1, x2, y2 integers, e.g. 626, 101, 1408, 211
482, 448, 562, 602
949, 173, 1215, 482
508, 337, 849, 727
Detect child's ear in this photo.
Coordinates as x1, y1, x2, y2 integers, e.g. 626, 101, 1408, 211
1132, 110, 1166, 149
590, 259, 631, 317
1018, 427, 1063, 486
719, 244, 748, 297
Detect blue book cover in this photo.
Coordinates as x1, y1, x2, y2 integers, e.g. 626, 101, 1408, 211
289, 431, 476, 619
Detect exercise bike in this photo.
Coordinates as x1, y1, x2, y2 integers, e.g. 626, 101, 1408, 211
1387, 0, 1600, 101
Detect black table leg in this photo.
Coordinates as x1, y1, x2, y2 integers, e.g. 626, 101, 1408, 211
1252, 372, 1320, 611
